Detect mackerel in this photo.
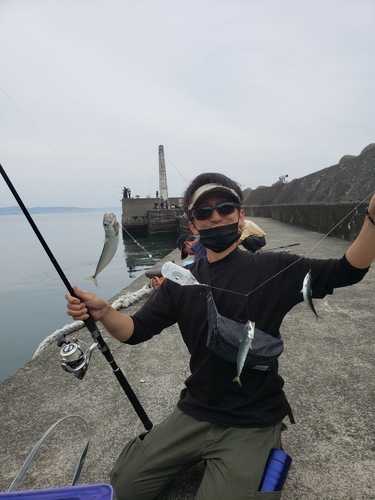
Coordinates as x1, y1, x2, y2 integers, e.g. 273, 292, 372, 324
86, 213, 119, 286
233, 320, 255, 387
301, 270, 321, 320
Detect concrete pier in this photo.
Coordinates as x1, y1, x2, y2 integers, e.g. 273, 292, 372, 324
1, 217, 374, 499
121, 197, 183, 232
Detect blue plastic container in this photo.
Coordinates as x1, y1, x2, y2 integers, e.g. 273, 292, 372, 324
258, 449, 292, 492
0, 484, 113, 500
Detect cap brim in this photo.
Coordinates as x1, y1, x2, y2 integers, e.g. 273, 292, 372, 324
188, 183, 240, 211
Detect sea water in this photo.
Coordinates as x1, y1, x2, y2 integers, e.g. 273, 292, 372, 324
0, 211, 177, 382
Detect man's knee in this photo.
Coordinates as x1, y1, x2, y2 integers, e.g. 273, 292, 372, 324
110, 435, 148, 500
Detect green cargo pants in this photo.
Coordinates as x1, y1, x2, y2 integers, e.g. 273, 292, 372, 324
110, 407, 284, 500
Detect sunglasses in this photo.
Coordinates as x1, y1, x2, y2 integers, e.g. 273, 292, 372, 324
192, 201, 241, 221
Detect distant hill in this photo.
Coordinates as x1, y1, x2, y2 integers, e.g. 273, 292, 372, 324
0, 206, 120, 215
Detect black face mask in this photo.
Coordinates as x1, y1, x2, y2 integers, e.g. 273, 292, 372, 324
198, 222, 239, 253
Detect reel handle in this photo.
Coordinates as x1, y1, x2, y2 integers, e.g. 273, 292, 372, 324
57, 333, 68, 347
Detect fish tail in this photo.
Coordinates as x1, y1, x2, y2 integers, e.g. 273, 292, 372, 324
85, 276, 98, 287
232, 375, 242, 387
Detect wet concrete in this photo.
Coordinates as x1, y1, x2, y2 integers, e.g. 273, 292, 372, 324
1, 217, 374, 499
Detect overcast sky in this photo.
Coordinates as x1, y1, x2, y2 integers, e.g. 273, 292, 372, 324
0, 0, 374, 208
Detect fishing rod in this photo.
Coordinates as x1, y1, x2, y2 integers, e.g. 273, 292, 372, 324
263, 243, 300, 253
0, 164, 153, 431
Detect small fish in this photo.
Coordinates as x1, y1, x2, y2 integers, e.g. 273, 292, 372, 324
301, 270, 321, 320
85, 213, 119, 286
233, 320, 255, 387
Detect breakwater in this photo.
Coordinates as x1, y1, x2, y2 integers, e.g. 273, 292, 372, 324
243, 143, 375, 241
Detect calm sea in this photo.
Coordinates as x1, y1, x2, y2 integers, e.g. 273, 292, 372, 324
0, 211, 177, 382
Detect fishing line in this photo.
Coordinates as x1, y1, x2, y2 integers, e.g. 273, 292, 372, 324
246, 188, 375, 297
1, 86, 162, 261
166, 156, 189, 185
121, 225, 159, 262
0, 86, 103, 203
223, 189, 375, 300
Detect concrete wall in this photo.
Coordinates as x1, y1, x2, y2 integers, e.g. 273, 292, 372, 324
244, 201, 367, 241
148, 210, 179, 233
122, 197, 183, 231
243, 143, 375, 241
244, 144, 375, 206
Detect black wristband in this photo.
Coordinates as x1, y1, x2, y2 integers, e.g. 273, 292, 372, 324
365, 208, 375, 226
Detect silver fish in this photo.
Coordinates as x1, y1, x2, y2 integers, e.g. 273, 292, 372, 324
85, 213, 120, 286
233, 320, 255, 387
301, 270, 321, 320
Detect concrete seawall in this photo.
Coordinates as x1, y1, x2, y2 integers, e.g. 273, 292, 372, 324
244, 143, 375, 242
1, 217, 374, 499
244, 201, 368, 241
121, 197, 183, 232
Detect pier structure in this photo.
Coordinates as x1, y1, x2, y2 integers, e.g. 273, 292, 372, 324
122, 145, 183, 235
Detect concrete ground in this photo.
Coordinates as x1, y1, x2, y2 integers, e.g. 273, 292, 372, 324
1, 217, 374, 499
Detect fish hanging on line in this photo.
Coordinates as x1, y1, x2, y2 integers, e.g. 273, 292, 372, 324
301, 270, 321, 320
85, 213, 120, 286
233, 320, 255, 387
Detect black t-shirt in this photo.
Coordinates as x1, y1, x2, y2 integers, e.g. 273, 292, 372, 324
130, 248, 367, 427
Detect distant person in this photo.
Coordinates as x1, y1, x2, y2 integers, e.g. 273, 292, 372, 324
156, 190, 159, 198
123, 187, 128, 198
237, 219, 266, 253
279, 174, 289, 183
176, 234, 206, 261
153, 202, 159, 210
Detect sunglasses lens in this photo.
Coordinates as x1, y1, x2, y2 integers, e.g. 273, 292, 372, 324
194, 207, 213, 220
193, 202, 238, 220
216, 202, 237, 215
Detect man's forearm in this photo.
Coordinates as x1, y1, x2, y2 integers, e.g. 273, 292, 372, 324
99, 304, 135, 342
346, 208, 375, 269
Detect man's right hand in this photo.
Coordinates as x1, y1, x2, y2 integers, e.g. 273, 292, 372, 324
65, 285, 109, 322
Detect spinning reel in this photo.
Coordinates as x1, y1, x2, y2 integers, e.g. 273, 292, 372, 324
57, 333, 97, 380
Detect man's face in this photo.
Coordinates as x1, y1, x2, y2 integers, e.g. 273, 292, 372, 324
188, 191, 244, 234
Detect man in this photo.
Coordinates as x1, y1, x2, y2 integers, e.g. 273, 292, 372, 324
176, 233, 207, 261
65, 172, 375, 500
279, 174, 289, 183
237, 218, 266, 252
